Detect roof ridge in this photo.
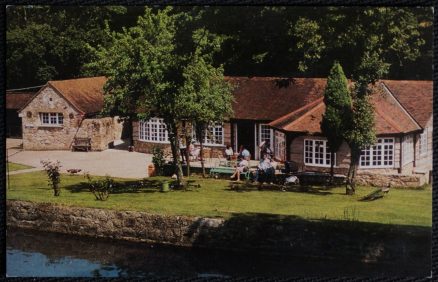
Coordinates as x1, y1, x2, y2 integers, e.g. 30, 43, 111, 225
283, 102, 325, 131
380, 81, 423, 129
269, 97, 324, 127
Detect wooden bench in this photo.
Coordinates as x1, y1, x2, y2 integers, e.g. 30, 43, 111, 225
210, 166, 251, 180
72, 137, 91, 152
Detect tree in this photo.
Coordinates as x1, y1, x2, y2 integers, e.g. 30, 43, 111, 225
6, 6, 127, 89
177, 28, 234, 177
320, 62, 351, 183
87, 8, 231, 185
343, 51, 389, 194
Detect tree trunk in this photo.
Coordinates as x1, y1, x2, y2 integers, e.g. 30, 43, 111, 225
185, 137, 190, 177
128, 115, 134, 146
329, 151, 335, 185
200, 141, 206, 177
167, 121, 183, 187
346, 149, 359, 195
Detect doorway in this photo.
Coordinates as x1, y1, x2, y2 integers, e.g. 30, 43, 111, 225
236, 120, 255, 159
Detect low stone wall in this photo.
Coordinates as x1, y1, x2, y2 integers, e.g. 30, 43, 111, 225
7, 200, 430, 263
357, 172, 425, 187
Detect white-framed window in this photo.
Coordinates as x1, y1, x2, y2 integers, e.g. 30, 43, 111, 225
193, 123, 224, 146
274, 131, 286, 161
419, 131, 428, 156
255, 124, 273, 159
139, 118, 169, 143
304, 139, 334, 167
40, 112, 63, 125
402, 135, 414, 165
360, 138, 394, 168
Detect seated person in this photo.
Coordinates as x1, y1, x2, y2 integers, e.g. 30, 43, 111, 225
189, 143, 200, 160
253, 157, 275, 184
230, 158, 249, 181
225, 145, 234, 161
238, 145, 251, 161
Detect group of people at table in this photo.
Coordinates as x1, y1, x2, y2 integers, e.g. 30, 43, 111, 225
179, 140, 277, 183
229, 141, 276, 182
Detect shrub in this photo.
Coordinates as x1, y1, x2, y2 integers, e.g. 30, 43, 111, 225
152, 146, 166, 176
86, 174, 114, 201
41, 160, 62, 196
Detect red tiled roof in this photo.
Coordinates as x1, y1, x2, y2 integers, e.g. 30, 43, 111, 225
381, 80, 433, 128
48, 76, 107, 114
269, 83, 422, 135
227, 77, 327, 120
6, 91, 35, 109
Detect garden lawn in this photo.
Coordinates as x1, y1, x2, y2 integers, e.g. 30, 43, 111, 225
7, 171, 432, 227
7, 162, 33, 172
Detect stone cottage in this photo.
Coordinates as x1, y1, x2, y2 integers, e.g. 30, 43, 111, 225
18, 76, 123, 151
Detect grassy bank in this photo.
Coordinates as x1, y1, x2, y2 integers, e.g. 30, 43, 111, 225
7, 171, 431, 227
7, 162, 33, 172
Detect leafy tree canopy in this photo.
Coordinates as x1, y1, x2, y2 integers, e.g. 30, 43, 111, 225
7, 6, 432, 88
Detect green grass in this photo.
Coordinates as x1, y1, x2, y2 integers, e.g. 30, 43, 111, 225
7, 171, 432, 227
7, 162, 33, 172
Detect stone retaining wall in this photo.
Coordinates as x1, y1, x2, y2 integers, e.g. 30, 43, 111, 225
357, 172, 425, 187
7, 200, 430, 263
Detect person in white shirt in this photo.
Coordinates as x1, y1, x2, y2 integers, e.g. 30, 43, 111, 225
230, 158, 249, 181
225, 145, 234, 161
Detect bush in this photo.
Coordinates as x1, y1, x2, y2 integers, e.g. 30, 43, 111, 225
152, 147, 166, 176
41, 160, 62, 196
86, 174, 114, 201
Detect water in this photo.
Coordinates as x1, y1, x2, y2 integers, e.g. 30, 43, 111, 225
7, 227, 429, 277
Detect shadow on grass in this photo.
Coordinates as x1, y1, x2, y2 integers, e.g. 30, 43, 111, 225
226, 182, 333, 196
187, 212, 431, 276
64, 178, 201, 194
64, 179, 163, 194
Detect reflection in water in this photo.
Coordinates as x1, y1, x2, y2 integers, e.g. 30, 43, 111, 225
7, 227, 429, 277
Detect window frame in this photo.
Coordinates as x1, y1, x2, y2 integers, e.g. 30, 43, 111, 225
138, 118, 170, 144
402, 135, 414, 165
39, 112, 63, 126
303, 139, 335, 167
359, 138, 395, 168
192, 122, 225, 146
419, 131, 428, 156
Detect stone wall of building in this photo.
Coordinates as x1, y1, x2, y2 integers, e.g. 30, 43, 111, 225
7, 200, 430, 263
20, 86, 82, 150
20, 85, 118, 151
356, 172, 425, 187
76, 117, 117, 151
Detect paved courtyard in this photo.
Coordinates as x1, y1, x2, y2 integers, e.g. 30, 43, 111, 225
7, 139, 152, 178
6, 138, 233, 179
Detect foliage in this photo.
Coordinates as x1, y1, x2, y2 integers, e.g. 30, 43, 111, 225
7, 7, 432, 89
85, 174, 114, 201
6, 6, 127, 89
152, 147, 166, 176
7, 171, 432, 227
87, 7, 232, 184
320, 62, 351, 180
40, 160, 61, 196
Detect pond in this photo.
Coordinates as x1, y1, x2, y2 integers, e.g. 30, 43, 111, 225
7, 227, 429, 277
